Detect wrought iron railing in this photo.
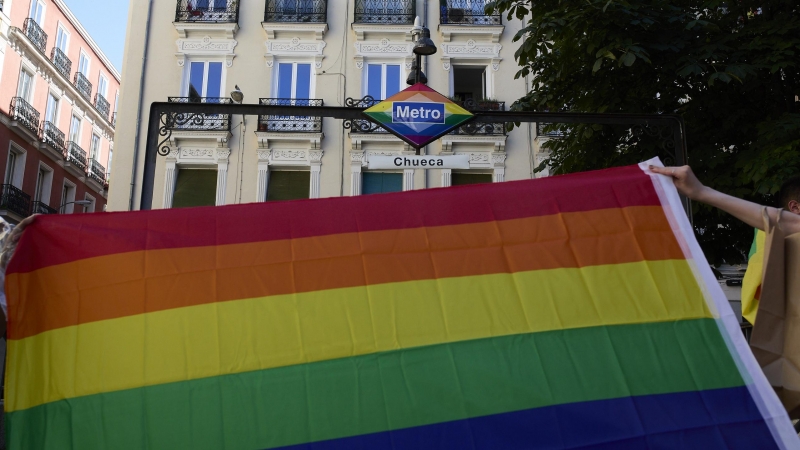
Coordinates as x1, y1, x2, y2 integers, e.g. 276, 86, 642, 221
41, 121, 66, 153
74, 72, 92, 101
65, 141, 88, 171
166, 97, 233, 131
451, 99, 506, 135
95, 93, 110, 120
537, 122, 565, 138
175, 0, 239, 23
88, 159, 106, 185
0, 184, 31, 218
31, 201, 58, 214
10, 97, 40, 136
440, 0, 500, 25
264, 0, 327, 22
50, 47, 72, 79
354, 0, 415, 24
344, 96, 387, 133
23, 18, 47, 53
257, 98, 323, 133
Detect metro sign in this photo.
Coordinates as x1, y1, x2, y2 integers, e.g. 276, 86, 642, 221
362, 83, 474, 149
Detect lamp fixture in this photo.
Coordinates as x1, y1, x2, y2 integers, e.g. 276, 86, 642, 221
230, 85, 244, 104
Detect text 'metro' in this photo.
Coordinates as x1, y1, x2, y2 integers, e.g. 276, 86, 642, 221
392, 102, 446, 124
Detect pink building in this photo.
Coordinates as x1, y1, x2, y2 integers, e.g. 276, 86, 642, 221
0, 0, 119, 221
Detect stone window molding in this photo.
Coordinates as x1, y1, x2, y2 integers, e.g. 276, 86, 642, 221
354, 39, 414, 70
438, 136, 507, 187
440, 40, 502, 72
264, 37, 326, 69
255, 136, 324, 200
348, 135, 416, 195
438, 25, 504, 43
162, 146, 231, 208
176, 35, 238, 68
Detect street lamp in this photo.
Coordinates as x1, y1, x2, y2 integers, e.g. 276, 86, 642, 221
230, 85, 244, 104
407, 17, 437, 86
59, 200, 91, 213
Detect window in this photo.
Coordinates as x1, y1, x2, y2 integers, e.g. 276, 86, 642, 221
61, 180, 76, 213
45, 93, 59, 123
69, 116, 81, 142
267, 171, 309, 201
55, 25, 69, 52
34, 165, 53, 204
366, 64, 401, 100
276, 63, 311, 100
172, 169, 217, 208
276, 0, 316, 14
83, 194, 96, 213
362, 172, 403, 195
30, 0, 45, 24
90, 134, 101, 160
107, 150, 113, 181
98, 74, 108, 98
114, 91, 119, 114
451, 173, 492, 186
452, 66, 486, 101
187, 61, 223, 99
192, 0, 228, 10
78, 52, 90, 76
4, 146, 26, 188
17, 69, 34, 102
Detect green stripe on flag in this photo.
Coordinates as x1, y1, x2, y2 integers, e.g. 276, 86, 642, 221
7, 319, 742, 450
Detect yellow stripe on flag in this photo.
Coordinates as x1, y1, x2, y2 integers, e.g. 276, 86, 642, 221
7, 259, 710, 412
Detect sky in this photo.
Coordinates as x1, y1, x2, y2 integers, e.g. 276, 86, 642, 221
63, 0, 129, 74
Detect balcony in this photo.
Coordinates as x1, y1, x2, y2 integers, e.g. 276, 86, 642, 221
95, 94, 110, 121
354, 0, 415, 24
175, 0, 239, 23
10, 97, 40, 136
31, 201, 58, 215
440, 0, 500, 25
0, 184, 31, 219
88, 159, 106, 185
167, 97, 232, 131
50, 47, 72, 79
257, 98, 323, 133
74, 72, 92, 101
537, 122, 565, 138
450, 99, 506, 136
41, 121, 66, 153
264, 0, 326, 23
23, 18, 47, 53
65, 141, 88, 172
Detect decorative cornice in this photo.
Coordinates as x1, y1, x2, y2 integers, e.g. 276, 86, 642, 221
351, 23, 414, 41
262, 22, 327, 40
173, 22, 239, 39
440, 40, 502, 71
437, 24, 504, 43
265, 37, 326, 68
176, 35, 238, 67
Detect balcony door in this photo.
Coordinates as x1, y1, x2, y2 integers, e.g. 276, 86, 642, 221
187, 61, 223, 100
277, 0, 315, 14
78, 52, 90, 76
69, 116, 81, 143
29, 0, 45, 24
55, 26, 69, 52
45, 93, 59, 124
272, 62, 312, 130
17, 70, 33, 103
366, 64, 401, 101
193, 0, 228, 11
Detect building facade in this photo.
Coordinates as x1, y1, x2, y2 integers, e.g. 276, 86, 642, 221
111, 0, 554, 211
0, 0, 119, 221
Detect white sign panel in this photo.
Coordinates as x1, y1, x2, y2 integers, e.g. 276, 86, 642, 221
368, 155, 470, 170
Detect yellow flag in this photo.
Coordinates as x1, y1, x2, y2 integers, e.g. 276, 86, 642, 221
742, 229, 765, 324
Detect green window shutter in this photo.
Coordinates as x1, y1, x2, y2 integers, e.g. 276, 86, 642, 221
172, 169, 217, 208
362, 172, 403, 195
451, 173, 492, 186
267, 171, 310, 201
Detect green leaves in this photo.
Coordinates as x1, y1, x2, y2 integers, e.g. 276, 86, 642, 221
494, 0, 800, 263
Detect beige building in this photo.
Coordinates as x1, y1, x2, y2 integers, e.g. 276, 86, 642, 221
110, 0, 553, 211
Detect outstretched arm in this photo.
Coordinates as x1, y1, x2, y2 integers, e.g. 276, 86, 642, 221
649, 165, 800, 235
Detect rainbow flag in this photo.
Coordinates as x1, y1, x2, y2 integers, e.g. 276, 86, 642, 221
5, 159, 796, 449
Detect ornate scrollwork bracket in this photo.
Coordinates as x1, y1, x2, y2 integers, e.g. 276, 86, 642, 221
157, 111, 208, 156
342, 96, 385, 133
631, 122, 677, 166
